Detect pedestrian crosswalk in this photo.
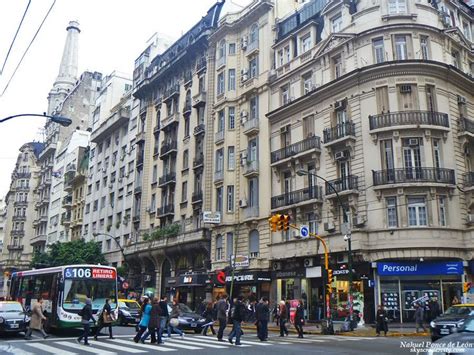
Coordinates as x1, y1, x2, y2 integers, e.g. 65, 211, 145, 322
18, 333, 383, 354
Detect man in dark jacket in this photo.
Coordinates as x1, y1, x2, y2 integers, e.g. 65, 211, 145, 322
77, 298, 95, 346
279, 300, 289, 337
158, 296, 169, 340
255, 297, 269, 341
228, 296, 245, 346
216, 294, 228, 341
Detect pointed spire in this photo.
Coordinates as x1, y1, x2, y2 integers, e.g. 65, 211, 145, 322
55, 20, 80, 89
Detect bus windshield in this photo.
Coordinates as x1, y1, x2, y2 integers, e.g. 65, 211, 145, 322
63, 279, 117, 311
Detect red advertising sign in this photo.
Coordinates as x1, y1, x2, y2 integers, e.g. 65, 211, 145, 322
216, 271, 226, 285
92, 268, 116, 279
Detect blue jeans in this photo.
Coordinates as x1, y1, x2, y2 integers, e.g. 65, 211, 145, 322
158, 317, 168, 339
141, 327, 162, 343
228, 320, 242, 344
258, 320, 268, 340
168, 324, 183, 337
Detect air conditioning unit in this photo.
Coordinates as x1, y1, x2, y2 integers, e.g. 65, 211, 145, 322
280, 125, 289, 134
399, 85, 412, 93
272, 261, 282, 270
241, 69, 249, 82
467, 214, 474, 225
352, 215, 366, 228
303, 258, 314, 267
334, 100, 345, 110
240, 110, 248, 123
324, 221, 335, 232
337, 254, 348, 264
241, 36, 248, 50
240, 151, 248, 161
458, 95, 467, 104
334, 150, 348, 161
408, 138, 419, 146
239, 198, 248, 208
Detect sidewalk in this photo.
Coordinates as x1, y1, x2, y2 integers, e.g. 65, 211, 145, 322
240, 321, 429, 337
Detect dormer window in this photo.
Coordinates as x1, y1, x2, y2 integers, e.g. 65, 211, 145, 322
388, 0, 407, 15
249, 23, 259, 44
331, 13, 342, 33
218, 40, 226, 60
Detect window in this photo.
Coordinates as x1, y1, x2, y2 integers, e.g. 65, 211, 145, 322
216, 234, 223, 261
249, 24, 259, 44
426, 85, 437, 112
394, 35, 408, 60
227, 146, 235, 170
278, 49, 284, 67
249, 56, 258, 78
217, 72, 225, 95
407, 196, 427, 226
101, 196, 106, 210
333, 55, 342, 79
228, 69, 236, 91
228, 43, 236, 55
420, 36, 429, 60
184, 116, 190, 137
463, 22, 471, 41
248, 177, 258, 208
150, 194, 156, 211
218, 40, 226, 60
281, 85, 290, 105
438, 195, 447, 226
451, 50, 461, 69
301, 34, 312, 53
226, 232, 233, 260
227, 185, 234, 212
217, 110, 225, 132
228, 107, 235, 129
285, 46, 290, 63
373, 37, 385, 64
181, 182, 187, 202
152, 165, 157, 183
93, 200, 98, 211
307, 212, 318, 235
388, 0, 407, 14
250, 95, 258, 120
183, 150, 189, 170
216, 187, 223, 214
215, 148, 224, 172
249, 229, 259, 258
331, 14, 342, 33
302, 74, 313, 95
386, 197, 398, 227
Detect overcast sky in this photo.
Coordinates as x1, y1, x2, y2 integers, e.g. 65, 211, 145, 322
0, 0, 250, 198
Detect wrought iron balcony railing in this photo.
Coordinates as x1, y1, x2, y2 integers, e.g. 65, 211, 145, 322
271, 136, 321, 164
372, 168, 455, 186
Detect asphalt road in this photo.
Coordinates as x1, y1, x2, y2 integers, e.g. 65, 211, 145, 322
0, 325, 430, 355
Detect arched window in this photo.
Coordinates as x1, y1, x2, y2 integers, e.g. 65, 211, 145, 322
216, 234, 223, 260
249, 23, 259, 44
176, 256, 188, 270
249, 229, 259, 258
218, 40, 226, 59
194, 253, 205, 269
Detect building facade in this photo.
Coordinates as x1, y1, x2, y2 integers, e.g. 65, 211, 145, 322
266, 0, 473, 323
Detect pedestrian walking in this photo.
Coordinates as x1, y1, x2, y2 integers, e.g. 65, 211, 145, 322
24, 297, 49, 339
141, 297, 163, 344
375, 305, 388, 336
76, 298, 95, 345
158, 295, 169, 340
168, 300, 184, 338
279, 300, 289, 337
228, 295, 245, 346
272, 303, 279, 325
294, 299, 305, 338
216, 294, 228, 341
94, 298, 114, 340
415, 303, 426, 333
429, 298, 441, 321
202, 301, 216, 335
255, 297, 269, 341
134, 297, 151, 343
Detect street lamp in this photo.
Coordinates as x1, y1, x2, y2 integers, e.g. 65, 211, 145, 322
0, 113, 72, 126
296, 169, 355, 328
93, 232, 127, 266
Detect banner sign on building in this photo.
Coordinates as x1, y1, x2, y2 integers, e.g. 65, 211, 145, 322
377, 261, 463, 276
202, 211, 221, 224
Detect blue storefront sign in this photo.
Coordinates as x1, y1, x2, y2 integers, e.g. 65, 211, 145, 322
378, 261, 463, 276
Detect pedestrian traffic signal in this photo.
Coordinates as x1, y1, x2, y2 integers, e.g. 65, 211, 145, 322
464, 282, 472, 293
268, 214, 281, 232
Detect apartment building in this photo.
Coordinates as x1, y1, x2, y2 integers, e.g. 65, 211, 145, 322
266, 0, 474, 323
0, 142, 44, 297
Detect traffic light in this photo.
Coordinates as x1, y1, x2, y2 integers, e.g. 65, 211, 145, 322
268, 214, 280, 232
282, 214, 290, 231
326, 268, 334, 292
464, 282, 472, 293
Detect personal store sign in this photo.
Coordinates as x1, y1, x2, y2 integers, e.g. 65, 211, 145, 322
377, 261, 463, 276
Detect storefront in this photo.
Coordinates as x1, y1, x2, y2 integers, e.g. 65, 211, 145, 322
165, 273, 210, 311
224, 270, 272, 302
376, 260, 464, 323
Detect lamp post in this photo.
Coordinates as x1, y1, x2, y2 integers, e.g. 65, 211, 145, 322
93, 232, 127, 267
0, 113, 72, 126
296, 169, 354, 327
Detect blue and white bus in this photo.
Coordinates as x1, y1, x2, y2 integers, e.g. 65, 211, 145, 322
9, 265, 118, 330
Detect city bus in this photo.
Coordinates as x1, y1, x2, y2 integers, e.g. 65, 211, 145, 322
9, 265, 117, 330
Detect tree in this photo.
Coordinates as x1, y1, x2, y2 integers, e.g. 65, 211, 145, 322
30, 239, 107, 268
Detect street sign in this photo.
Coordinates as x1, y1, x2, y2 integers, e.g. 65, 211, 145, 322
300, 225, 309, 239
231, 255, 250, 267
202, 211, 221, 224
122, 281, 129, 290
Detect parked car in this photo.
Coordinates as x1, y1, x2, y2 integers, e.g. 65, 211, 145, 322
430, 304, 474, 341
117, 299, 141, 326
167, 303, 207, 333
428, 315, 474, 355
0, 301, 30, 335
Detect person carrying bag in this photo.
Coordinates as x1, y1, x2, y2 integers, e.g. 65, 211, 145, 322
94, 298, 114, 340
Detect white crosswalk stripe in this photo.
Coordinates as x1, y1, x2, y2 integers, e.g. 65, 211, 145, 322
24, 343, 78, 355
90, 340, 145, 353
55, 341, 117, 355
166, 337, 229, 349
192, 335, 251, 347
110, 339, 177, 352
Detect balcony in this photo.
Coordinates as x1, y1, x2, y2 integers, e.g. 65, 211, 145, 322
15, 172, 31, 179
243, 160, 259, 177
44, 177, 52, 185
193, 124, 205, 136
216, 55, 226, 69
193, 154, 204, 170
243, 206, 259, 220
61, 212, 71, 226
459, 117, 474, 139
192, 191, 203, 204
14, 200, 28, 207
134, 185, 142, 194
215, 130, 225, 144
196, 58, 207, 73
183, 102, 192, 115
243, 118, 259, 135
62, 195, 72, 208
163, 84, 180, 102
12, 215, 26, 222
271, 186, 323, 210
15, 185, 30, 191
11, 230, 25, 237
157, 204, 175, 217
464, 172, 474, 190
160, 140, 178, 157
7, 244, 24, 251
245, 39, 259, 55
372, 168, 456, 187
214, 170, 224, 183
323, 122, 356, 147
325, 175, 359, 196
369, 111, 449, 131
158, 173, 176, 187
192, 91, 206, 108
271, 136, 321, 165
160, 112, 179, 131
30, 234, 47, 246
136, 131, 146, 143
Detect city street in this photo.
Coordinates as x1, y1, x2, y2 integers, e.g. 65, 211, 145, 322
0, 325, 426, 355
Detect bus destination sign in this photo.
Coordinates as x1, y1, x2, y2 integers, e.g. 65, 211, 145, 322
64, 267, 116, 279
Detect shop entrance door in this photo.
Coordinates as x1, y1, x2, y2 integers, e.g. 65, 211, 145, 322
442, 282, 463, 311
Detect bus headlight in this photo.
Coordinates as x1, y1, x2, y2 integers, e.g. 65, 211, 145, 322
0, 317, 4, 324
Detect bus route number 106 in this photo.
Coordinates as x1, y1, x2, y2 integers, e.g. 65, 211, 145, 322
65, 267, 91, 279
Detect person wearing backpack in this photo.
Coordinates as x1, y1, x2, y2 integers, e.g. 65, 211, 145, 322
228, 295, 245, 346
76, 298, 95, 346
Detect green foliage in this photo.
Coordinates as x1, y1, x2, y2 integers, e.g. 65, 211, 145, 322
116, 264, 128, 278
30, 239, 107, 268
143, 224, 180, 242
